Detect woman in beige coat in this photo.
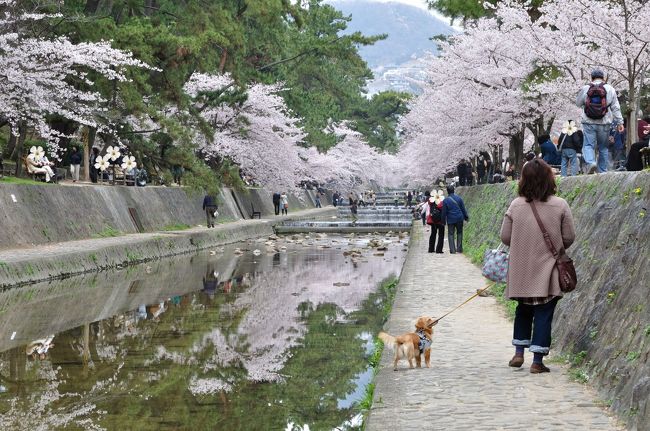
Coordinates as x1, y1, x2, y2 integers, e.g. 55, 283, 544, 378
500, 159, 575, 373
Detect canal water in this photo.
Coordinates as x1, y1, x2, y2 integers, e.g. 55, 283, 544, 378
0, 232, 408, 430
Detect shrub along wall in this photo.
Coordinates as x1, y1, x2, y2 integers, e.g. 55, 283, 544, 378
459, 171, 650, 430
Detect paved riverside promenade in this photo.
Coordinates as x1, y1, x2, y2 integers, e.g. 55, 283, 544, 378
366, 224, 621, 431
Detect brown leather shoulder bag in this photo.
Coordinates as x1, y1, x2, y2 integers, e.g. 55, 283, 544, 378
530, 201, 578, 293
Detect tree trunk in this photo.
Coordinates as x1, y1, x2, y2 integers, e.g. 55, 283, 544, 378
509, 127, 525, 177
219, 49, 228, 73
5, 128, 17, 159
10, 123, 27, 176
627, 67, 645, 151
83, 127, 96, 182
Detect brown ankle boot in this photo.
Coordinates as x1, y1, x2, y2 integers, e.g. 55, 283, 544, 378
530, 363, 550, 373
508, 354, 524, 368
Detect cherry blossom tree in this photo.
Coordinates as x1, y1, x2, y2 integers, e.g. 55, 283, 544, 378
0, 0, 150, 161
184, 73, 307, 192
185, 74, 399, 192
398, 0, 650, 184
531, 0, 650, 148
300, 122, 400, 191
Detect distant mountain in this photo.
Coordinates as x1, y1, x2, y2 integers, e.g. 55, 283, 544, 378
328, 0, 454, 68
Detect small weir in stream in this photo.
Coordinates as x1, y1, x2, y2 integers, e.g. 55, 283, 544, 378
277, 192, 416, 234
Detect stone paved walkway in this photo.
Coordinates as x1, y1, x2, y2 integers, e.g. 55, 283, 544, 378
366, 224, 621, 431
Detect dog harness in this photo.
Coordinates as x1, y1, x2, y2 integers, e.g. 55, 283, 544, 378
416, 329, 432, 353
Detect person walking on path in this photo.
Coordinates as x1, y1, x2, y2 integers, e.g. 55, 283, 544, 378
69, 146, 82, 182
576, 69, 625, 174
558, 121, 583, 177
350, 199, 358, 223
500, 159, 576, 373
272, 192, 281, 215
280, 192, 289, 215
441, 185, 469, 254
202, 193, 218, 228
315, 192, 322, 208
426, 190, 445, 254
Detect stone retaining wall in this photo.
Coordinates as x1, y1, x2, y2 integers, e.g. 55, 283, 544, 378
459, 172, 649, 430
0, 184, 323, 249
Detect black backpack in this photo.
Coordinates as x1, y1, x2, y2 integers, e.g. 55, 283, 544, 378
429, 202, 442, 223
584, 83, 609, 119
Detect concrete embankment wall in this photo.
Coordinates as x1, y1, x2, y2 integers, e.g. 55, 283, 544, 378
459, 172, 649, 430
0, 184, 323, 249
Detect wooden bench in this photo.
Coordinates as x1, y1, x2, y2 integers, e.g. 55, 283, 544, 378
250, 203, 261, 219
22, 157, 48, 182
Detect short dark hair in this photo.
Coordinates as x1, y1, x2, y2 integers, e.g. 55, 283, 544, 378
446, 185, 455, 194
518, 159, 556, 202
525, 152, 536, 161
537, 134, 550, 144
591, 69, 604, 79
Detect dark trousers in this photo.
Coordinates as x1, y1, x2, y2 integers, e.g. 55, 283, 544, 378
205, 206, 217, 228
428, 224, 444, 253
421, 213, 426, 226
273, 201, 280, 215
512, 297, 559, 355
448, 222, 464, 253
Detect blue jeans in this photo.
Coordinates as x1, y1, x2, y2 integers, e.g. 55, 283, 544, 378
582, 123, 610, 172
560, 148, 579, 176
512, 297, 559, 355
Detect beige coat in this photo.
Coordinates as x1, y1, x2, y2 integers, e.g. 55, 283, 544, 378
500, 196, 576, 299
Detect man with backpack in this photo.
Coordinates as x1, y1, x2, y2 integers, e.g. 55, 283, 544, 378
441, 185, 469, 254
576, 69, 625, 174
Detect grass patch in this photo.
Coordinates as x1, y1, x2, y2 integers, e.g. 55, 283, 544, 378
357, 277, 398, 423
162, 223, 191, 231
0, 176, 51, 185
358, 382, 375, 411
549, 350, 590, 383
92, 226, 122, 238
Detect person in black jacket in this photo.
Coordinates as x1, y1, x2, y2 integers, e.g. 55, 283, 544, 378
457, 159, 470, 186
89, 147, 99, 183
272, 192, 281, 215
69, 146, 82, 182
202, 194, 218, 228
558, 125, 583, 177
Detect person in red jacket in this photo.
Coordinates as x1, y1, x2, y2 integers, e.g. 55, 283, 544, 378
426, 190, 445, 254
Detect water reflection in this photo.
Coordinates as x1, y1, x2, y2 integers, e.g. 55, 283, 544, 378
0, 233, 408, 430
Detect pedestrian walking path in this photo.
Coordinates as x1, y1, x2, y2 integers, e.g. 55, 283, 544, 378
366, 224, 621, 431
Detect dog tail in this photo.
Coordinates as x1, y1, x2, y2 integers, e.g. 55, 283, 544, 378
378, 331, 397, 349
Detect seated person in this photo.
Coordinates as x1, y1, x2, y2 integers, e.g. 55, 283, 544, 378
26, 153, 55, 182
626, 141, 650, 171
491, 169, 506, 183
539, 134, 561, 166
